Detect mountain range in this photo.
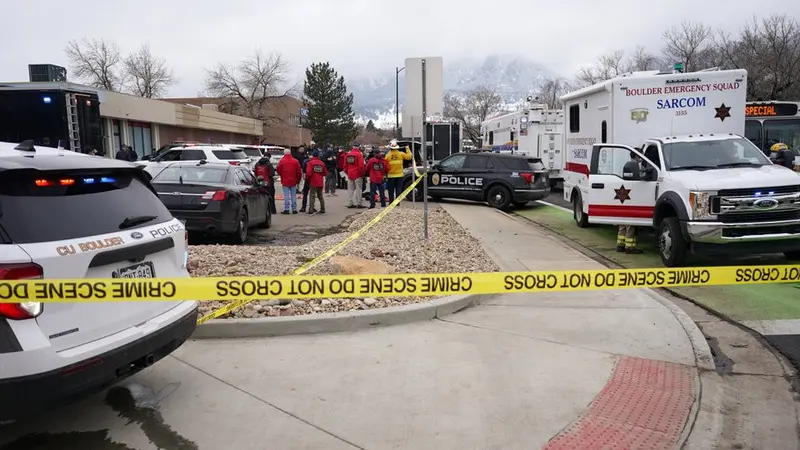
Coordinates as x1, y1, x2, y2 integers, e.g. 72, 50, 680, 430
347, 54, 557, 128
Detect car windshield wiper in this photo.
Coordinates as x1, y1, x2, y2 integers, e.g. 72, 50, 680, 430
715, 162, 763, 168
669, 165, 715, 171
119, 215, 158, 229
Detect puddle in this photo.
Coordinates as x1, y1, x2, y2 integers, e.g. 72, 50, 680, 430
0, 382, 195, 450
703, 331, 735, 375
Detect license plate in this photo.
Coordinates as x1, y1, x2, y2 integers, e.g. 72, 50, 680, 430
112, 262, 155, 278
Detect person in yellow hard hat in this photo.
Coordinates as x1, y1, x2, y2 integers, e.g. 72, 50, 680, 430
385, 139, 413, 202
769, 143, 792, 168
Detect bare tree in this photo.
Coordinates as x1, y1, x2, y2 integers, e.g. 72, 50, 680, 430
629, 46, 661, 71
727, 15, 800, 100
535, 77, 571, 109
661, 21, 715, 71
443, 86, 504, 145
204, 51, 292, 123
123, 45, 175, 98
575, 50, 631, 86
64, 38, 124, 91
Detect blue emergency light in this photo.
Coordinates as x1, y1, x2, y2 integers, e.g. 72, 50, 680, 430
42, 96, 51, 104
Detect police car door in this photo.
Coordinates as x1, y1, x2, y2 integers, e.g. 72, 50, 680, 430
430, 153, 467, 197
460, 154, 490, 198
586, 144, 657, 226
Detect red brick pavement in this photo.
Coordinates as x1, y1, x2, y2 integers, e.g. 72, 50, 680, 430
543, 356, 696, 450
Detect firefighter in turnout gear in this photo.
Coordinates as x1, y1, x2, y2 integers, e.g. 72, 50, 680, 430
617, 152, 644, 254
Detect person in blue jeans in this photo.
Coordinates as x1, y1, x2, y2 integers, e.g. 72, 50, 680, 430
276, 148, 302, 214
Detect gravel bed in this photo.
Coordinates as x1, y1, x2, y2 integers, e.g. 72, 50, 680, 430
189, 205, 498, 319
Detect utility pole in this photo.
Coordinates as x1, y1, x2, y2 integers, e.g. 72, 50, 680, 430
421, 59, 429, 241
395, 66, 404, 139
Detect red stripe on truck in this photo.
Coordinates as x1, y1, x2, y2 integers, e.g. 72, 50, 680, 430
565, 162, 589, 176
588, 205, 655, 218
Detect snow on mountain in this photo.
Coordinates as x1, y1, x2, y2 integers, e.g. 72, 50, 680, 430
349, 54, 556, 128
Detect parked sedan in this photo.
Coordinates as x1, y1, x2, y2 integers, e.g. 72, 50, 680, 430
151, 161, 272, 244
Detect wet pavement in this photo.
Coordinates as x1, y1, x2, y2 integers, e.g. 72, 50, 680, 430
0, 203, 705, 450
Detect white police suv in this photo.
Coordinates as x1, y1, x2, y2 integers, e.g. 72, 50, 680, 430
0, 141, 197, 421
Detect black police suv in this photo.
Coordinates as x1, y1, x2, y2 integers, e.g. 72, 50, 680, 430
402, 151, 550, 209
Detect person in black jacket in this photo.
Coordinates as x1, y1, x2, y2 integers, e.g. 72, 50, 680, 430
323, 145, 338, 195
299, 146, 312, 212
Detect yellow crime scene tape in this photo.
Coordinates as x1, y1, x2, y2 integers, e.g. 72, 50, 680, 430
194, 169, 429, 324
1, 265, 798, 304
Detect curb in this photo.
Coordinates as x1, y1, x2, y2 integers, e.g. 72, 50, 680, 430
191, 294, 490, 339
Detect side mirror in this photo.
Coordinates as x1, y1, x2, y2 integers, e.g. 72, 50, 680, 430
622, 161, 642, 181
432, 164, 441, 171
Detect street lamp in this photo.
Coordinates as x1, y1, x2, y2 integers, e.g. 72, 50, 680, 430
395, 66, 405, 139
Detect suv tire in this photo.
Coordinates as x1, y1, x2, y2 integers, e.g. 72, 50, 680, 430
257, 207, 272, 229
404, 179, 423, 201
232, 209, 249, 244
572, 192, 589, 228
487, 185, 512, 210
658, 217, 688, 267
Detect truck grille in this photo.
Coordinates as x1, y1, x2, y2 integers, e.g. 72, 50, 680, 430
719, 210, 800, 223
717, 185, 800, 197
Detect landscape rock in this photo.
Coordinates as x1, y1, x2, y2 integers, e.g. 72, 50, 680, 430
330, 255, 395, 275
191, 206, 498, 319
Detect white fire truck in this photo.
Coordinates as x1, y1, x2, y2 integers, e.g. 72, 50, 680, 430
561, 67, 800, 266
481, 103, 564, 187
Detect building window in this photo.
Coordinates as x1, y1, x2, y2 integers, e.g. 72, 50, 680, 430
129, 122, 153, 159
112, 120, 122, 153
290, 114, 301, 126
569, 104, 580, 133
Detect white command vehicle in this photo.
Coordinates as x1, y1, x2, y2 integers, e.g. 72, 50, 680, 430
0, 141, 197, 421
561, 68, 800, 267
481, 104, 564, 187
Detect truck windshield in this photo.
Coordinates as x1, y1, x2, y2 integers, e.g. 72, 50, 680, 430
664, 138, 771, 171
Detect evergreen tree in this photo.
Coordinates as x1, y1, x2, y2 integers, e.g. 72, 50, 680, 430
303, 62, 357, 145
365, 120, 376, 132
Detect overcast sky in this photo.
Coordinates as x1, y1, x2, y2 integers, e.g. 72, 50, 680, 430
2, 0, 796, 97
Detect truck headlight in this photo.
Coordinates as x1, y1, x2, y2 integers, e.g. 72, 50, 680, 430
689, 191, 715, 220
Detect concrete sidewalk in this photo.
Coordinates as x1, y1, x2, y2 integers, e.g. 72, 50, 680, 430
0, 203, 711, 449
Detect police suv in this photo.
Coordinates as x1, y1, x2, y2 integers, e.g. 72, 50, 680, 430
0, 141, 197, 421
403, 151, 550, 209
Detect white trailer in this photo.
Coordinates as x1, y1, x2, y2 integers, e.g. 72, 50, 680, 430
481, 104, 564, 187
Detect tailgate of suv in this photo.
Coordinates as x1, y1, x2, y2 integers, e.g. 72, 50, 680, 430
0, 167, 190, 352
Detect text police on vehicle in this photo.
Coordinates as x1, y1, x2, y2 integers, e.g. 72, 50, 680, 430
403, 152, 550, 209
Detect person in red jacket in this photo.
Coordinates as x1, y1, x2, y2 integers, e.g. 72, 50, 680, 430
253, 156, 276, 213
366, 150, 388, 208
304, 149, 327, 214
275, 148, 302, 214
344, 145, 366, 208
336, 147, 347, 189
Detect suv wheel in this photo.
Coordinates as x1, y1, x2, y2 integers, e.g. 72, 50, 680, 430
658, 217, 688, 267
572, 192, 589, 228
487, 185, 512, 210
785, 251, 800, 261
404, 179, 423, 201
232, 209, 249, 244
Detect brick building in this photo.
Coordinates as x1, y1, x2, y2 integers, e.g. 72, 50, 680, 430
164, 95, 312, 149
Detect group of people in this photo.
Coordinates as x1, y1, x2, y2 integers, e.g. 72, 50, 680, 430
273, 140, 415, 214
